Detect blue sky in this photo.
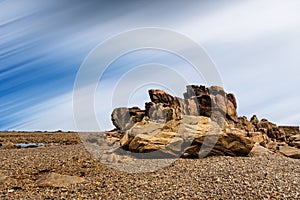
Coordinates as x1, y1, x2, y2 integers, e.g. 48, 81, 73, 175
1, 0, 300, 131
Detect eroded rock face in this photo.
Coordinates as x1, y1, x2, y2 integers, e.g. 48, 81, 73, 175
120, 116, 255, 158
110, 84, 300, 159
279, 126, 300, 138
256, 119, 286, 141
111, 107, 145, 131
278, 146, 300, 159
112, 85, 239, 131
248, 143, 274, 157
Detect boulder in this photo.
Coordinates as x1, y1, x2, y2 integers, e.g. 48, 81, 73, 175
247, 132, 265, 144
278, 146, 300, 159
256, 119, 286, 141
128, 133, 183, 155
120, 116, 255, 158
250, 115, 259, 130
227, 93, 237, 109
289, 134, 300, 142
186, 127, 255, 157
265, 141, 279, 152
111, 107, 145, 131
120, 121, 164, 148
235, 116, 255, 132
248, 143, 274, 157
36, 173, 85, 187
279, 126, 299, 138
183, 98, 200, 116
111, 85, 241, 131
149, 89, 180, 107
109, 84, 299, 159
145, 102, 181, 122
184, 85, 209, 98
196, 95, 212, 117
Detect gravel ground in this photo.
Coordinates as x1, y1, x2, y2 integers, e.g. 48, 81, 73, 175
0, 132, 300, 199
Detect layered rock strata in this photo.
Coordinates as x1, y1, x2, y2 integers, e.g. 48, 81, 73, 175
110, 85, 300, 158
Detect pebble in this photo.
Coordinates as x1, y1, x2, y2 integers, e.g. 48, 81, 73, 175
0, 132, 299, 199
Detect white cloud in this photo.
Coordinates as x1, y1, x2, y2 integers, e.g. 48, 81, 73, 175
8, 0, 300, 130
178, 0, 300, 43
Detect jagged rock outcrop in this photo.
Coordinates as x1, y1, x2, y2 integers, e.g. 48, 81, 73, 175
111, 85, 238, 131
110, 84, 300, 159
279, 126, 300, 138
111, 107, 145, 131
278, 146, 300, 159
256, 119, 286, 141
120, 116, 255, 157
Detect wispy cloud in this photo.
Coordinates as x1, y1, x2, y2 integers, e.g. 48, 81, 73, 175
1, 0, 300, 131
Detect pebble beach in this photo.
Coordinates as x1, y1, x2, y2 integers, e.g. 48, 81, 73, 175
0, 132, 299, 199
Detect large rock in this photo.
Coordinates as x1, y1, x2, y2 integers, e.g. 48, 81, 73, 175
149, 89, 180, 107
279, 126, 299, 138
36, 173, 85, 187
256, 119, 286, 141
289, 134, 300, 142
109, 84, 299, 159
145, 102, 181, 122
111, 85, 240, 131
278, 146, 300, 159
247, 131, 265, 144
120, 116, 255, 158
248, 143, 274, 157
184, 127, 255, 157
250, 115, 259, 130
184, 85, 209, 98
111, 107, 145, 131
120, 121, 164, 147
235, 116, 256, 132
288, 134, 300, 148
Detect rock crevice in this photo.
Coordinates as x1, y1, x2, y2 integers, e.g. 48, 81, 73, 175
110, 85, 300, 158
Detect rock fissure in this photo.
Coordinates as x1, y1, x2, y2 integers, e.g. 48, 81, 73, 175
110, 85, 300, 159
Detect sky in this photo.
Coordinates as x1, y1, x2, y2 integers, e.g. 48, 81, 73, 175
1, 0, 300, 131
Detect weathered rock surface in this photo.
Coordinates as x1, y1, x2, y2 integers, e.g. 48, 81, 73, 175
36, 173, 85, 187
279, 126, 300, 138
112, 85, 240, 131
111, 107, 145, 131
110, 84, 300, 159
289, 134, 300, 142
278, 146, 300, 159
120, 116, 255, 158
248, 143, 274, 157
256, 119, 286, 141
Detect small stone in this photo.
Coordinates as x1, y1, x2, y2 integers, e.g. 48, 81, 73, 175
36, 173, 85, 187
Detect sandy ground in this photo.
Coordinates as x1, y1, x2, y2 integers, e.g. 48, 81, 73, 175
0, 132, 299, 199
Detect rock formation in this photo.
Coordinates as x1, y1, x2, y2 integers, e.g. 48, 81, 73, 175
112, 85, 238, 130
110, 85, 300, 159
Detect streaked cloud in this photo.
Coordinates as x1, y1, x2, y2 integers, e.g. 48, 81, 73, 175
1, 0, 300, 131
